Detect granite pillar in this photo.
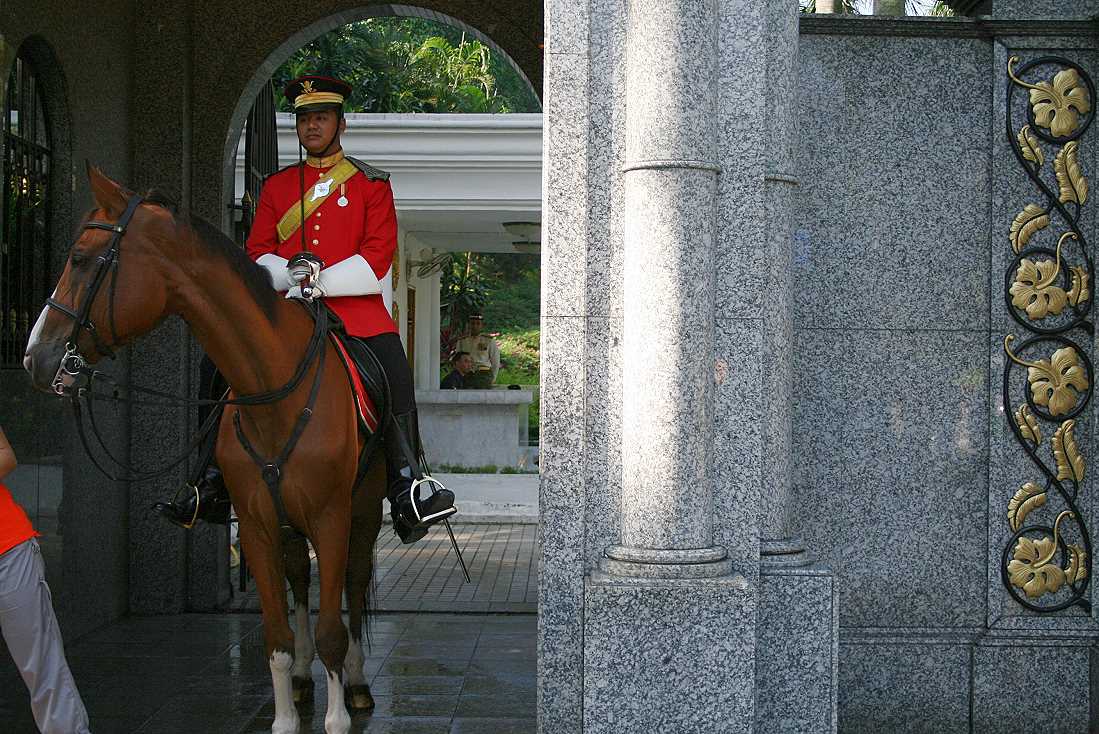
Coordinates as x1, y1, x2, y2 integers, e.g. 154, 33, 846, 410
752, 2, 838, 731
758, 0, 803, 567
600, 0, 727, 578
127, 0, 225, 613
582, 0, 755, 730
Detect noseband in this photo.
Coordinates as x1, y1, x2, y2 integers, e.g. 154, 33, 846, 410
46, 195, 144, 394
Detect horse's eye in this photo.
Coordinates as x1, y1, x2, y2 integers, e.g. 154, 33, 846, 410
71, 251, 87, 267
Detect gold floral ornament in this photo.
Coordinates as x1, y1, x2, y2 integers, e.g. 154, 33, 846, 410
1010, 258, 1067, 319
1008, 481, 1046, 531
1052, 419, 1085, 484
1004, 335, 1090, 416
1009, 232, 1077, 319
1009, 204, 1050, 254
1068, 265, 1090, 305
1065, 544, 1089, 585
1013, 404, 1042, 444
1009, 56, 1092, 138
1008, 511, 1078, 598
1017, 124, 1044, 167
1054, 141, 1088, 205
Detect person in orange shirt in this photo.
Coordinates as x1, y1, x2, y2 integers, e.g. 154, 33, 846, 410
0, 426, 91, 734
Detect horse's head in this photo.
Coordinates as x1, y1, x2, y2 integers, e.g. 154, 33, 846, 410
24, 165, 176, 393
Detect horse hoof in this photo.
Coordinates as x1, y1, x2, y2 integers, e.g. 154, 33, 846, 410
292, 676, 314, 705
344, 684, 375, 711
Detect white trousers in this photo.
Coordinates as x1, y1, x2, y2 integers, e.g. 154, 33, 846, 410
0, 538, 90, 734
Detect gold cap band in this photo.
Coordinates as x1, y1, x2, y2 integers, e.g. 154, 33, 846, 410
293, 91, 345, 109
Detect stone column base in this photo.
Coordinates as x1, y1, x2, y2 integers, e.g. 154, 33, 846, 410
583, 572, 756, 734
755, 562, 839, 734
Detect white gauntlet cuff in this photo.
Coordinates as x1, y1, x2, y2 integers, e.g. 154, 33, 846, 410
256, 253, 292, 291
316, 254, 382, 297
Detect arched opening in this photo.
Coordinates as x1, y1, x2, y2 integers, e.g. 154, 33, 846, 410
1, 53, 52, 368
220, 5, 542, 229
0, 36, 81, 629
220, 11, 542, 728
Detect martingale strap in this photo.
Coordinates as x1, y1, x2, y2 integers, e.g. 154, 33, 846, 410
233, 305, 329, 531
276, 158, 358, 242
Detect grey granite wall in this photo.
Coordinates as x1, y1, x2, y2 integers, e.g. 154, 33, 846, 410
794, 16, 1099, 734
793, 27, 992, 732
0, 0, 134, 638
792, 31, 992, 622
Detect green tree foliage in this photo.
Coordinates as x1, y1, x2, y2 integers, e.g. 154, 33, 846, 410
272, 17, 541, 113
439, 251, 488, 350
438, 252, 540, 348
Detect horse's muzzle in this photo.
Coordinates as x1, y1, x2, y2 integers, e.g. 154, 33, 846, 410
24, 340, 70, 395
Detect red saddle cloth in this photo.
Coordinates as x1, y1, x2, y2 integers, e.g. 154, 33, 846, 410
330, 335, 380, 433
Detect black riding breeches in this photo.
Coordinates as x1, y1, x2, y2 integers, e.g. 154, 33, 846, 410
353, 331, 415, 416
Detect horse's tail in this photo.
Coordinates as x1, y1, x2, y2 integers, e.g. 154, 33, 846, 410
364, 545, 377, 653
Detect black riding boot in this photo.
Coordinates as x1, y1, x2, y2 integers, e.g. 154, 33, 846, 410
384, 410, 455, 544
153, 466, 232, 528
153, 355, 231, 529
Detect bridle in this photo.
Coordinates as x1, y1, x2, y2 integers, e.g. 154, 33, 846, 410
46, 195, 144, 395
41, 192, 331, 485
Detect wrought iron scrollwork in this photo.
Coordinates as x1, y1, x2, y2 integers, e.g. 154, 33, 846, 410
1002, 56, 1095, 614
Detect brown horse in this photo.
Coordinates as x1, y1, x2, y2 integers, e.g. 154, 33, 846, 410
24, 167, 386, 734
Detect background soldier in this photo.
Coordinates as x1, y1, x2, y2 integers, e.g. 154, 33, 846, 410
455, 315, 499, 389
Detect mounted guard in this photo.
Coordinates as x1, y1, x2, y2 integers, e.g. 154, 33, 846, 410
153, 74, 455, 542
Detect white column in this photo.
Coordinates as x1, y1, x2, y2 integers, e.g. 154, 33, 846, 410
411, 253, 441, 389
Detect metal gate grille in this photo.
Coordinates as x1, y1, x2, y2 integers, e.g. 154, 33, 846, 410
0, 55, 51, 368
234, 81, 278, 241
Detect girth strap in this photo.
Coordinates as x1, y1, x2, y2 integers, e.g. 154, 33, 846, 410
232, 305, 328, 530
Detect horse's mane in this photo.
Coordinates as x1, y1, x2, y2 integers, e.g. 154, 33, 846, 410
143, 189, 278, 320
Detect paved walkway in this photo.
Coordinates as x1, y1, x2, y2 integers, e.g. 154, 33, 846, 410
232, 523, 538, 614
0, 612, 536, 733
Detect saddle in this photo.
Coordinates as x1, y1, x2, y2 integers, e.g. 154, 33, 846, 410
321, 307, 389, 486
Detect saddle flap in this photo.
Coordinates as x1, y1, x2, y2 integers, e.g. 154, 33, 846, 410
329, 333, 385, 434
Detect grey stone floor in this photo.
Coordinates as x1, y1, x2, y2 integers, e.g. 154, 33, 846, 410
0, 611, 536, 733
231, 523, 539, 614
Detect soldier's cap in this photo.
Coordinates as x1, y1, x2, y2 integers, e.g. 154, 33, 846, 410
284, 75, 352, 113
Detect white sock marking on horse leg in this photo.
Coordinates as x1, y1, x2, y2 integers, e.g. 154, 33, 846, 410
291, 603, 314, 679
269, 651, 300, 734
324, 670, 351, 734
343, 635, 366, 687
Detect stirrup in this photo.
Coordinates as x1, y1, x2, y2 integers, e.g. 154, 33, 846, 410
152, 483, 201, 529
395, 475, 456, 528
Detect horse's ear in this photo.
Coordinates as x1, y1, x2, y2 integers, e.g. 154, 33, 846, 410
86, 162, 130, 220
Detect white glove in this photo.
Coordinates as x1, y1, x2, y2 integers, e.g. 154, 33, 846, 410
286, 283, 326, 301
256, 253, 293, 291
288, 257, 322, 286
284, 255, 382, 301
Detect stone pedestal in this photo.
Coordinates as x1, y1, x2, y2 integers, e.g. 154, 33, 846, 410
584, 573, 755, 734
755, 564, 838, 734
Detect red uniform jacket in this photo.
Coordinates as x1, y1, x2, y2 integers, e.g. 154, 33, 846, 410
246, 157, 398, 338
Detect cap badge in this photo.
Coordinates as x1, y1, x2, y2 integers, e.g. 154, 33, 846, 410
301, 80, 316, 95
